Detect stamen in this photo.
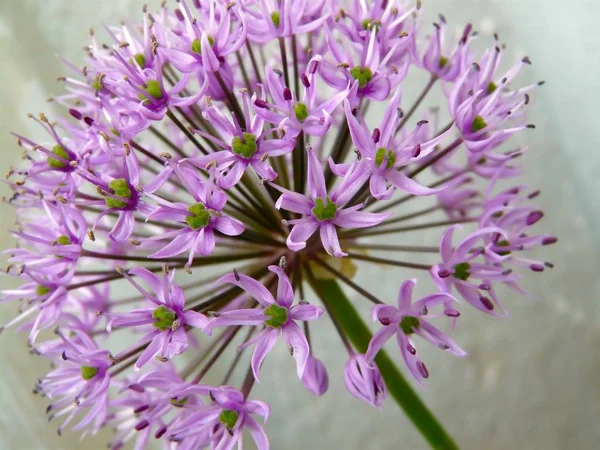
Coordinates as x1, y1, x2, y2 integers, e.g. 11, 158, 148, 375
417, 361, 429, 378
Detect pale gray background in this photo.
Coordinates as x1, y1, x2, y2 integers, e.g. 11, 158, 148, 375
1, 0, 599, 449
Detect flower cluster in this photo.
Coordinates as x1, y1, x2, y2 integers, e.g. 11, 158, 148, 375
2, 0, 555, 448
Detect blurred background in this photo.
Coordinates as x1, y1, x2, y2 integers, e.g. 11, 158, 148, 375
0, 0, 599, 449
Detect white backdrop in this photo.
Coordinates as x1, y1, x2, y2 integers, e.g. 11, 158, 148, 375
0, 1, 598, 449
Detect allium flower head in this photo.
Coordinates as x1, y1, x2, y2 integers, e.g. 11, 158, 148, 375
1, 0, 555, 448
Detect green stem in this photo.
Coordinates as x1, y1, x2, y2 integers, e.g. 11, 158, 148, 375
306, 277, 459, 450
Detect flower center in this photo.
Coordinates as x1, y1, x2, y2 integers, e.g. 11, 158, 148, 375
80, 366, 99, 381
36, 285, 52, 296
486, 81, 497, 94
361, 19, 380, 30
55, 235, 71, 259
56, 235, 71, 245
350, 66, 373, 88
48, 145, 71, 169
152, 305, 177, 331
170, 397, 188, 407
495, 239, 511, 256
132, 53, 146, 68
453, 262, 471, 281
137, 79, 163, 101
191, 38, 202, 54
190, 36, 214, 54
293, 103, 309, 122
185, 203, 211, 230
375, 148, 396, 169
231, 133, 258, 159
264, 304, 289, 328
470, 115, 487, 133
438, 56, 449, 69
105, 179, 133, 209
271, 11, 281, 28
219, 409, 239, 430
312, 197, 337, 221
399, 316, 420, 335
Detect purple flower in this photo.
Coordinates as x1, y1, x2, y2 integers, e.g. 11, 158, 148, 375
479, 187, 556, 272
344, 353, 387, 408
366, 279, 466, 386
338, 0, 416, 64
168, 385, 270, 450
10, 118, 80, 200
275, 148, 390, 256
341, 91, 451, 199
436, 175, 480, 219
244, 0, 331, 43
107, 368, 207, 449
1, 274, 70, 344
97, 46, 208, 121
185, 91, 295, 188
300, 355, 329, 396
175, 0, 247, 73
448, 49, 536, 153
431, 225, 520, 316
107, 267, 210, 368
256, 59, 353, 137
322, 27, 402, 101
145, 169, 244, 266
206, 265, 323, 380
411, 19, 471, 81
76, 150, 157, 242
36, 329, 111, 436
7, 203, 85, 282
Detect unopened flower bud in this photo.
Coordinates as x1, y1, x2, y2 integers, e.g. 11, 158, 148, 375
300, 356, 328, 396
344, 354, 386, 408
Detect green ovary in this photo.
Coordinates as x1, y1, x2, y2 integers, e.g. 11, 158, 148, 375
264, 304, 289, 328
190, 36, 214, 54
453, 262, 471, 281
487, 81, 498, 94
137, 79, 163, 101
438, 56, 449, 69
48, 145, 71, 169
271, 11, 281, 28
55, 235, 71, 258
170, 397, 188, 407
312, 197, 337, 221
219, 409, 239, 429
231, 133, 258, 159
56, 235, 71, 245
495, 239, 511, 256
133, 53, 146, 68
81, 366, 99, 381
191, 38, 202, 54
105, 179, 132, 209
185, 203, 211, 230
350, 66, 373, 88
152, 305, 177, 331
293, 103, 309, 122
375, 148, 396, 169
36, 285, 52, 296
399, 316, 420, 335
471, 115, 487, 133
